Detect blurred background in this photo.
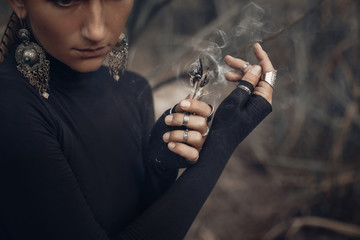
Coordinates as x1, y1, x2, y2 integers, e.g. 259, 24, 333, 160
1, 0, 360, 239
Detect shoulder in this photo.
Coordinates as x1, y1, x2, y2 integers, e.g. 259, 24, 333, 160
0, 55, 35, 97
0, 55, 23, 84
100, 66, 153, 102
121, 70, 152, 94
0, 56, 55, 129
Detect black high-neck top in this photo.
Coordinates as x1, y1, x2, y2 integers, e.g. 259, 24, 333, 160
0, 52, 178, 239
0, 50, 272, 240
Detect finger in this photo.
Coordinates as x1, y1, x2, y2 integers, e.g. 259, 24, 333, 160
167, 142, 199, 162
225, 72, 244, 82
253, 43, 274, 104
253, 43, 274, 72
162, 130, 205, 149
253, 81, 273, 105
225, 55, 252, 73
164, 113, 208, 134
175, 99, 212, 118
242, 65, 262, 88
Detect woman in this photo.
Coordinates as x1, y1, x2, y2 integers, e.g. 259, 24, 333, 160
0, 0, 275, 239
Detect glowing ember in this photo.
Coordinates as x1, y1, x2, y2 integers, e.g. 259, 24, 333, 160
188, 58, 210, 100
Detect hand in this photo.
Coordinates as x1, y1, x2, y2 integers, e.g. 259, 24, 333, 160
206, 43, 274, 153
224, 42, 274, 104
163, 99, 213, 163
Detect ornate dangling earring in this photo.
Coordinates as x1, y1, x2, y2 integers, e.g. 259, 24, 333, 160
104, 33, 128, 81
15, 20, 50, 99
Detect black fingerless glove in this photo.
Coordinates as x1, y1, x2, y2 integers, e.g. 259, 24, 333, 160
147, 109, 194, 171
209, 86, 272, 156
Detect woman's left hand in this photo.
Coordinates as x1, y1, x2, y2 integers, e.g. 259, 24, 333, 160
162, 99, 213, 164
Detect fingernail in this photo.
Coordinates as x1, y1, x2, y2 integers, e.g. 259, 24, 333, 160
256, 42, 263, 50
180, 100, 191, 108
250, 65, 262, 76
168, 142, 176, 149
163, 132, 170, 142
165, 115, 173, 124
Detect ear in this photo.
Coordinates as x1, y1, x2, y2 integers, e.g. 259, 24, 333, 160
7, 0, 27, 19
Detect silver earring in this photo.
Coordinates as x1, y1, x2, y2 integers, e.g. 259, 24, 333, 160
15, 26, 50, 99
104, 33, 128, 81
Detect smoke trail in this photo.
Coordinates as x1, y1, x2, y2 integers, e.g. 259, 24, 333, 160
184, 2, 267, 105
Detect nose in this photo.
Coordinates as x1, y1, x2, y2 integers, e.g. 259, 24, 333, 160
81, 2, 106, 43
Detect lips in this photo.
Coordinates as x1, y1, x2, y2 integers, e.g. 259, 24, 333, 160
74, 46, 110, 58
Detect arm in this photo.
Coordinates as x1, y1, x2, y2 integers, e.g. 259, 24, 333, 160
0, 43, 274, 240
129, 44, 274, 239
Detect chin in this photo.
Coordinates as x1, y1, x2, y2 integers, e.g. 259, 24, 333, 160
69, 58, 105, 73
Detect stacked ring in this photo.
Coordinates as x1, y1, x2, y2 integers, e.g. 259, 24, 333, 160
237, 80, 254, 95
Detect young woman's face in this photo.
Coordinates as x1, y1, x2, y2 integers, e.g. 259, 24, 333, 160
20, 0, 133, 72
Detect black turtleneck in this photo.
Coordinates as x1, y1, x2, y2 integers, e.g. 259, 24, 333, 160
0, 50, 272, 240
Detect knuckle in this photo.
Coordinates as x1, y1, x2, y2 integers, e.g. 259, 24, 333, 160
173, 113, 184, 124
173, 143, 183, 152
258, 81, 274, 92
188, 150, 199, 162
199, 118, 207, 127
192, 131, 203, 142
168, 131, 177, 140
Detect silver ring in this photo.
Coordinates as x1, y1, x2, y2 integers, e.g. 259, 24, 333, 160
241, 62, 250, 72
261, 70, 277, 89
238, 85, 252, 95
206, 104, 215, 122
202, 127, 209, 137
183, 129, 189, 141
182, 112, 190, 127
187, 154, 199, 165
169, 104, 177, 114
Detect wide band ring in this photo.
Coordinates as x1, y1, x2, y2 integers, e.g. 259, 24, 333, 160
202, 126, 210, 137
241, 62, 250, 73
261, 70, 277, 89
183, 129, 189, 142
182, 112, 190, 127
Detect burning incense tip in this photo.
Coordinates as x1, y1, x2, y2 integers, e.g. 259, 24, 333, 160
188, 58, 210, 100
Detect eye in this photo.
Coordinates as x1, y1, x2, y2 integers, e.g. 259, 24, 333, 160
52, 0, 80, 7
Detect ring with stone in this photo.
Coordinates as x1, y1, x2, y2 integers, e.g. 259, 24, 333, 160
241, 62, 250, 73
183, 129, 189, 142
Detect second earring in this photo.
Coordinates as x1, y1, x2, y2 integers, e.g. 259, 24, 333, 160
104, 33, 128, 81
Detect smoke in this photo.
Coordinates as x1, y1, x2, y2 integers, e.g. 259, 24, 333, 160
184, 2, 268, 105
233, 2, 265, 40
